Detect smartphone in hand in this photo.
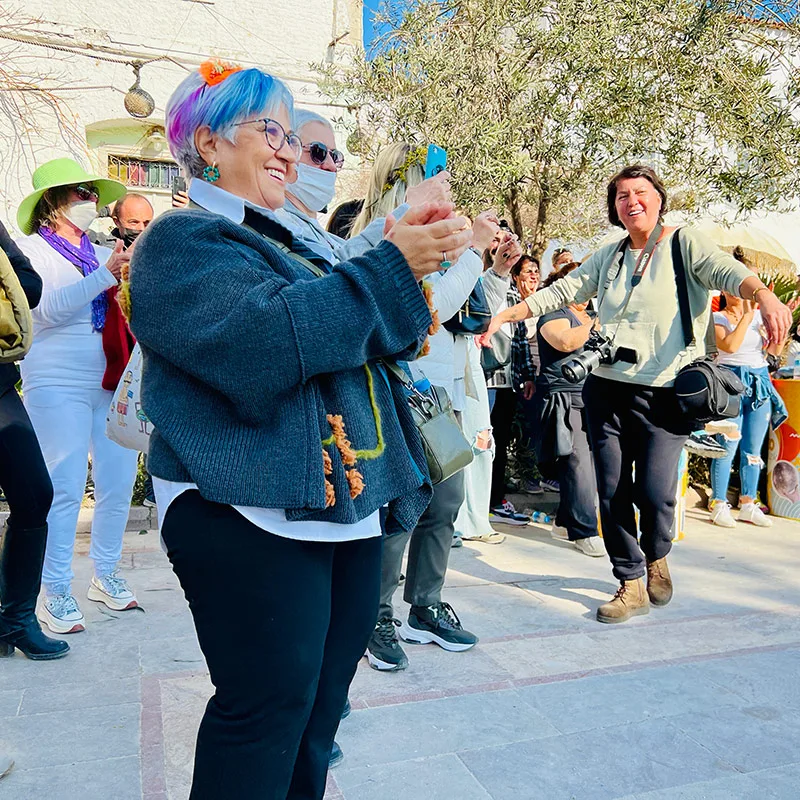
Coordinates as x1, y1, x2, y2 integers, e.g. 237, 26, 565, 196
424, 144, 447, 179
171, 175, 187, 203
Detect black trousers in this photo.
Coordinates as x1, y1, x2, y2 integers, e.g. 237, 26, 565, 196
378, 469, 465, 619
0, 387, 53, 530
583, 376, 689, 581
160, 490, 383, 800
0, 386, 53, 631
489, 388, 517, 507
553, 403, 599, 541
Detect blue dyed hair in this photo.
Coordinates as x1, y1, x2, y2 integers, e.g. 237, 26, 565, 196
166, 66, 295, 178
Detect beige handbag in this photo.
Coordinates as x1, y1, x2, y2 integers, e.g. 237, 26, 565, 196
0, 248, 33, 364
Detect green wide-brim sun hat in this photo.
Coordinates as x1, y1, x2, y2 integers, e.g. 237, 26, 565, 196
17, 157, 127, 235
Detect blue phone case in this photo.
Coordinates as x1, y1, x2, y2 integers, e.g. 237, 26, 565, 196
424, 144, 447, 179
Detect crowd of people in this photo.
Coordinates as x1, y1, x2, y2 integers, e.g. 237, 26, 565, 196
0, 57, 793, 798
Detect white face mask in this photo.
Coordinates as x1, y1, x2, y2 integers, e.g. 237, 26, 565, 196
288, 163, 337, 213
64, 200, 98, 232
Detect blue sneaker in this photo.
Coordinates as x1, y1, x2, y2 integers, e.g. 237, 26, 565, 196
540, 479, 561, 493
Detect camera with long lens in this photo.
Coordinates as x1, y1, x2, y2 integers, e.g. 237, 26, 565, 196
561, 330, 637, 384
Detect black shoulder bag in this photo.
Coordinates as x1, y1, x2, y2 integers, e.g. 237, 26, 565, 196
442, 279, 492, 336
670, 230, 745, 427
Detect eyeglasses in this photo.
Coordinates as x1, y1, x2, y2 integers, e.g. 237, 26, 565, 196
233, 118, 302, 160
74, 184, 99, 203
304, 142, 344, 170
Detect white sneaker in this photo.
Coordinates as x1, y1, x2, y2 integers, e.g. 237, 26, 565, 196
710, 501, 737, 528
573, 536, 605, 557
88, 572, 139, 611
550, 525, 570, 541
38, 593, 85, 634
738, 502, 773, 527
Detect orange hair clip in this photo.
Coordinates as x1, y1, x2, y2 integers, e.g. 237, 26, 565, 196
199, 59, 242, 87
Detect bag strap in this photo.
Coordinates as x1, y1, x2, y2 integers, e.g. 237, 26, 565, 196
670, 228, 717, 354
670, 228, 695, 348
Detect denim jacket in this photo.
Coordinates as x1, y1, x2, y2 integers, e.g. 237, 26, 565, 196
726, 364, 788, 430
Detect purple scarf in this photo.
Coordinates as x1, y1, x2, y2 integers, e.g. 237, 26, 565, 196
38, 226, 108, 331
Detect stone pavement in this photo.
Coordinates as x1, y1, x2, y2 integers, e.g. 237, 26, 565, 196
2, 507, 800, 800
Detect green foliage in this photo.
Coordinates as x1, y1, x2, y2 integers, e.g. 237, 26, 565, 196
320, 1, 800, 255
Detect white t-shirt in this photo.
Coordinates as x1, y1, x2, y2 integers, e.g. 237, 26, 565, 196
714, 309, 767, 368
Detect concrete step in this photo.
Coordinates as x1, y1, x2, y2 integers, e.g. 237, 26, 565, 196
0, 504, 158, 533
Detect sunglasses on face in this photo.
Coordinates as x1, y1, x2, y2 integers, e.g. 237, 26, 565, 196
74, 184, 99, 203
233, 118, 303, 160
305, 142, 344, 170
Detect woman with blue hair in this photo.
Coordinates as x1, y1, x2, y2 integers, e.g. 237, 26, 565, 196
129, 60, 473, 799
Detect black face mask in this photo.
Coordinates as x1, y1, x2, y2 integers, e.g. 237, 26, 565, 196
121, 228, 142, 249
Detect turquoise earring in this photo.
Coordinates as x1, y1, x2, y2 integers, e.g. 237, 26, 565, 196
203, 162, 220, 183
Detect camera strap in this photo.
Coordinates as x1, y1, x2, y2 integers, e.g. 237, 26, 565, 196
605, 223, 664, 345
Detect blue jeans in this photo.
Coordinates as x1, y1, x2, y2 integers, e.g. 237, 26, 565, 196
711, 390, 771, 501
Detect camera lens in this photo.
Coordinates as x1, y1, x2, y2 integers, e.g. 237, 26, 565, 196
562, 361, 587, 383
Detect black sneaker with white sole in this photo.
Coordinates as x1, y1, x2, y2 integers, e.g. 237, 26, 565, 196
685, 431, 727, 459
366, 617, 409, 671
400, 602, 478, 652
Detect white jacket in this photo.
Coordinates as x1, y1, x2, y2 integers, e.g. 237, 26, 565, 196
413, 250, 484, 411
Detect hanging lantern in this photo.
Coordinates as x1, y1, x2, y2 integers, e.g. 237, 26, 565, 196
124, 62, 155, 119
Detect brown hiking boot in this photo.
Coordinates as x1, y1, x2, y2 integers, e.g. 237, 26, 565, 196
596, 578, 650, 624
646, 557, 673, 606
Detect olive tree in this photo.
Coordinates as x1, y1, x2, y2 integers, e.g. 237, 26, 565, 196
319, 0, 800, 255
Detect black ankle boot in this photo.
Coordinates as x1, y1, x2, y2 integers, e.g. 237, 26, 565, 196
0, 621, 69, 660
0, 522, 70, 660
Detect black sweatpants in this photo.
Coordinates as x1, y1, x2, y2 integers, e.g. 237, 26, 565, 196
0, 386, 53, 530
553, 402, 599, 541
583, 375, 689, 581
489, 388, 517, 507
160, 490, 383, 800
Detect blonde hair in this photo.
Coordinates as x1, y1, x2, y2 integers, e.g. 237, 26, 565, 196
350, 142, 426, 235
32, 186, 73, 231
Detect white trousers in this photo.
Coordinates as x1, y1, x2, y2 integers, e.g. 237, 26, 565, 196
455, 359, 495, 539
24, 385, 138, 593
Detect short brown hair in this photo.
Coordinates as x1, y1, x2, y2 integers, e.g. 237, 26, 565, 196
511, 254, 539, 280
32, 186, 73, 231
606, 164, 668, 229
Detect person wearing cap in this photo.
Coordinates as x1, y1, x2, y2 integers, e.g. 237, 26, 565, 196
15, 158, 140, 636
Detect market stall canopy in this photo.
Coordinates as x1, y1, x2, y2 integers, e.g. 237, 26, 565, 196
682, 218, 797, 280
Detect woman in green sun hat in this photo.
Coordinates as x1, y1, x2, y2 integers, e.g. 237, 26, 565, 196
15, 157, 140, 637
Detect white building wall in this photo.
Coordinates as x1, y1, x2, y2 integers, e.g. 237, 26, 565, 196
1, 0, 363, 229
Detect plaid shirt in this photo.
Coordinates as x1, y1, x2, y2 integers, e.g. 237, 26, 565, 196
509, 285, 536, 392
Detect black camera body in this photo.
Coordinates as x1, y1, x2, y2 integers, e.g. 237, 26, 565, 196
561, 330, 636, 384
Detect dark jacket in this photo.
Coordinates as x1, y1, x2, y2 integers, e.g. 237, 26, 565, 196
130, 207, 434, 533
0, 221, 42, 393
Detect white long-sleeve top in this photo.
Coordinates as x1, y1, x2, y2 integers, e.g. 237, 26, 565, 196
15, 234, 117, 392
413, 249, 484, 411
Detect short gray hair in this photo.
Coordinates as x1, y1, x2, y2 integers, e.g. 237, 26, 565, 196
293, 108, 333, 139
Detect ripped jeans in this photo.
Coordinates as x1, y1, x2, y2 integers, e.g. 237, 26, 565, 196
711, 387, 771, 502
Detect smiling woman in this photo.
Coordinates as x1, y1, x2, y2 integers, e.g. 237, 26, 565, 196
129, 60, 473, 800
479, 163, 792, 626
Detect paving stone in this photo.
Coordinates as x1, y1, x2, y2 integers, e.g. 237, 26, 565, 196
336, 690, 559, 766
0, 703, 140, 769
334, 753, 492, 800
615, 773, 770, 799
19, 676, 140, 716
459, 717, 738, 800
746, 761, 800, 799
0, 755, 141, 800
668, 704, 800, 773
0, 688, 22, 717
139, 636, 205, 675
516, 661, 747, 734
